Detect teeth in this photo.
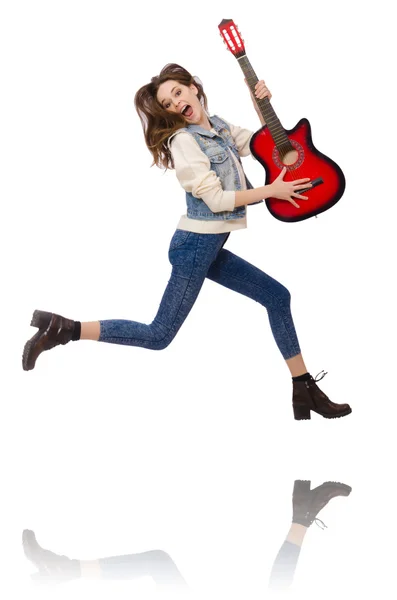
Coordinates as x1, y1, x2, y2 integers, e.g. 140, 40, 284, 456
182, 105, 189, 114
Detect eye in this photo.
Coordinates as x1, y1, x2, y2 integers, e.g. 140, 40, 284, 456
165, 102, 170, 109
176, 90, 181, 96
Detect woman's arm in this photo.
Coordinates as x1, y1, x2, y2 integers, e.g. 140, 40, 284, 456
246, 79, 272, 126
222, 80, 271, 157
223, 120, 254, 157
235, 168, 312, 209
234, 186, 273, 207
171, 134, 311, 212
170, 133, 236, 213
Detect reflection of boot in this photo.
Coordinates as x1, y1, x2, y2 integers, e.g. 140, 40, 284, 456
292, 480, 352, 527
22, 310, 76, 371
22, 530, 80, 583
292, 371, 352, 420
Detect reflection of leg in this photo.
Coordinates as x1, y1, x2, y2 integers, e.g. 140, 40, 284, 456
292, 479, 352, 527
97, 550, 188, 586
269, 515, 308, 590
268, 480, 352, 590
269, 535, 305, 590
22, 530, 81, 583
206, 249, 301, 359
23, 531, 188, 588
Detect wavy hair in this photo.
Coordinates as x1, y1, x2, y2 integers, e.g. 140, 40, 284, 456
134, 63, 209, 170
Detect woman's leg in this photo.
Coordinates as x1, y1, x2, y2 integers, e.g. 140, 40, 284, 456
206, 248, 352, 418
80, 321, 100, 340
22, 231, 229, 370
95, 230, 228, 349
285, 354, 308, 378
206, 247, 302, 365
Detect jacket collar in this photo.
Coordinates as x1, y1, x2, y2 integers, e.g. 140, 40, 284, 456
167, 116, 224, 147
185, 115, 223, 138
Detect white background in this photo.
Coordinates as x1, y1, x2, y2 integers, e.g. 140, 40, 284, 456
1, 0, 396, 598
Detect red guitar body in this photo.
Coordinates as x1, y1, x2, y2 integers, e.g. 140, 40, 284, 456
218, 18, 346, 222
250, 118, 346, 222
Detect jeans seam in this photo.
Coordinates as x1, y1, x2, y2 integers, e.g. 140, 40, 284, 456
100, 235, 203, 346
211, 265, 300, 358
162, 235, 202, 343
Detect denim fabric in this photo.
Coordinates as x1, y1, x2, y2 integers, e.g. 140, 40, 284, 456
98, 230, 301, 360
99, 550, 187, 585
268, 541, 301, 589
169, 115, 255, 221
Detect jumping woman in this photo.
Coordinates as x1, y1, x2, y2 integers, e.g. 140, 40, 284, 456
22, 63, 352, 421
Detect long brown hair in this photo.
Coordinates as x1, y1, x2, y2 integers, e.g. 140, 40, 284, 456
134, 63, 209, 170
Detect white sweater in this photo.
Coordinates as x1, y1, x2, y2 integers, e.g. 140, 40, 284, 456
169, 118, 255, 233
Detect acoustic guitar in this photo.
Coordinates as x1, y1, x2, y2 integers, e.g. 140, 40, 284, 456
218, 19, 345, 222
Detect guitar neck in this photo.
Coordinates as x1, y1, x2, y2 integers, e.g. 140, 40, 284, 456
237, 54, 290, 149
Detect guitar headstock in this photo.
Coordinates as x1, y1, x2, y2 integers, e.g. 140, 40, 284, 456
218, 19, 246, 58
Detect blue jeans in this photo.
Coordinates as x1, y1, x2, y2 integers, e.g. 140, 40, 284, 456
98, 230, 301, 360
99, 550, 187, 586
269, 541, 301, 589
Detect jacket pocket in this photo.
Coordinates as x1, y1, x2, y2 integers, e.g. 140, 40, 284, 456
208, 150, 228, 164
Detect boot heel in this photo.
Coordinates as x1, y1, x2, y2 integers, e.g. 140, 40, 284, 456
293, 405, 311, 420
31, 310, 53, 329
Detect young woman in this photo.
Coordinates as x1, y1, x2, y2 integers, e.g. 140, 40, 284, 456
22, 64, 352, 421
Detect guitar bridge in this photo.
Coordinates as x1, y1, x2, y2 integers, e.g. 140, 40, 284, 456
299, 177, 324, 194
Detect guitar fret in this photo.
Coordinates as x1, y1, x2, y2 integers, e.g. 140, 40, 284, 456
236, 55, 294, 153
218, 19, 346, 222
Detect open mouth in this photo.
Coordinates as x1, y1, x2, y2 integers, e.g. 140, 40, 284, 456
181, 105, 193, 118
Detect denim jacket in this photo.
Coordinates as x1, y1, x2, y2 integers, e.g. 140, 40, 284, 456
169, 115, 254, 221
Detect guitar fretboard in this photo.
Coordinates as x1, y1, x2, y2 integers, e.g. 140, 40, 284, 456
238, 55, 293, 155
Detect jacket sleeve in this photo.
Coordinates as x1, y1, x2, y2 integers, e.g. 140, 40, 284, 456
222, 118, 254, 157
170, 132, 236, 213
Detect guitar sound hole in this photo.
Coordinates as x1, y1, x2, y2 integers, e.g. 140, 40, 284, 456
272, 140, 305, 170
280, 149, 299, 166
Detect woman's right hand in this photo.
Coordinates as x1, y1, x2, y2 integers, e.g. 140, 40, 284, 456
268, 167, 312, 208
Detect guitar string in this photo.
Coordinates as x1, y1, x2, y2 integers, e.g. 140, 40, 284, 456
239, 53, 310, 202
220, 24, 311, 210
243, 58, 298, 168
245, 58, 310, 201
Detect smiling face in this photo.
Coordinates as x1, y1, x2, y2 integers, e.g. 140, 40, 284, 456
156, 79, 209, 128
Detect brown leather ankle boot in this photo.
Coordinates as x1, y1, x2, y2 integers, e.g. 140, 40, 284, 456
292, 479, 352, 528
22, 310, 76, 371
292, 371, 352, 420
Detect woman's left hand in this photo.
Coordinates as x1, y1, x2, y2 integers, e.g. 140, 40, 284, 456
254, 79, 272, 101
245, 78, 272, 103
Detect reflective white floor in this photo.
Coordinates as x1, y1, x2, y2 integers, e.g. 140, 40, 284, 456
5, 366, 397, 599
2, 0, 396, 598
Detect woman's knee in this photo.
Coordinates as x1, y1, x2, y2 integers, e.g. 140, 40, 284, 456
149, 322, 175, 350
153, 338, 171, 351
261, 281, 291, 308
277, 283, 291, 305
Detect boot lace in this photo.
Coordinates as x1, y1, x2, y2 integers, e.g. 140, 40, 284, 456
314, 370, 328, 382
314, 518, 327, 530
